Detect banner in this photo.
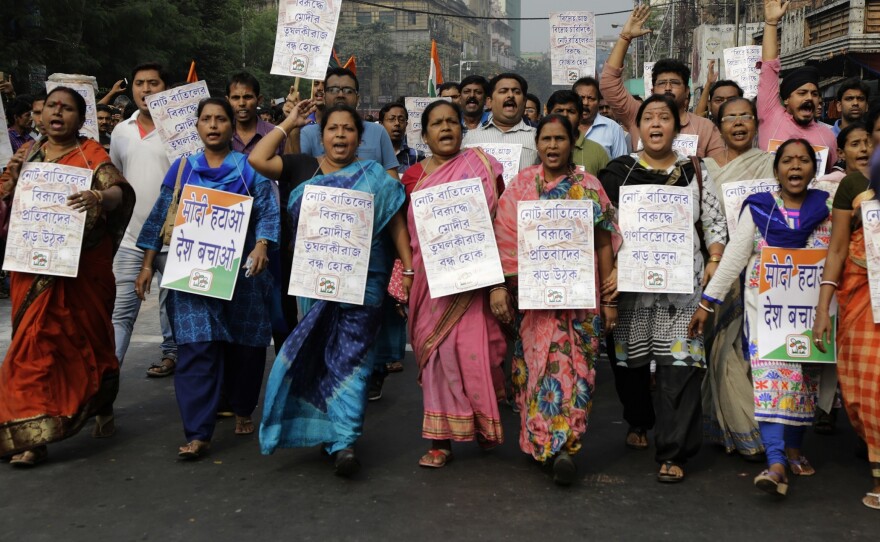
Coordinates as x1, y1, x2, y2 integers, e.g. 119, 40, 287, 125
550, 11, 596, 85
46, 81, 99, 141
671, 134, 699, 157
3, 163, 92, 277
723, 46, 762, 99
767, 138, 829, 176
161, 185, 253, 301
405, 97, 449, 156
757, 247, 836, 363
860, 199, 880, 323
0, 97, 12, 165
463, 143, 522, 186
271, 0, 342, 80
517, 200, 596, 309
410, 177, 504, 298
720, 178, 777, 233
618, 185, 694, 293
289, 185, 374, 305
146, 81, 210, 163
691, 23, 762, 87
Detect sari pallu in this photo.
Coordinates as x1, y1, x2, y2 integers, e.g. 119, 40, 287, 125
406, 148, 507, 444
260, 160, 404, 455
0, 138, 135, 455
494, 164, 619, 462
837, 191, 880, 478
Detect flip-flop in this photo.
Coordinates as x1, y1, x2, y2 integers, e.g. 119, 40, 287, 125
788, 456, 816, 476
863, 493, 880, 510
385, 361, 404, 373
625, 427, 649, 450
10, 447, 48, 468
178, 440, 210, 460
657, 461, 685, 483
418, 448, 453, 468
754, 469, 789, 496
146, 358, 176, 378
234, 417, 255, 435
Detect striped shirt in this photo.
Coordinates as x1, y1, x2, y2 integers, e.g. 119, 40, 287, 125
462, 116, 538, 172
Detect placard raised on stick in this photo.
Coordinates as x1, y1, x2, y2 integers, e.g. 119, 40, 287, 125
549, 11, 596, 86
271, 0, 342, 80
146, 81, 210, 162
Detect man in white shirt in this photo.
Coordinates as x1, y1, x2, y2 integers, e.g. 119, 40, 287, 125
109, 62, 177, 377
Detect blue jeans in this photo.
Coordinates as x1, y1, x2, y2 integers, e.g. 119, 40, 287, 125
112, 246, 176, 364
759, 421, 806, 467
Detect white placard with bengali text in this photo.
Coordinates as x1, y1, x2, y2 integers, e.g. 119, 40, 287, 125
672, 134, 699, 157
860, 199, 880, 323
147, 81, 210, 163
0, 97, 12, 165
46, 81, 99, 141
550, 11, 596, 86
643, 62, 655, 98
463, 143, 522, 186
405, 97, 449, 156
723, 46, 762, 100
721, 178, 777, 233
411, 177, 504, 298
289, 185, 374, 305
618, 184, 694, 293
768, 138, 829, 176
270, 0, 342, 80
3, 163, 91, 277
518, 200, 596, 309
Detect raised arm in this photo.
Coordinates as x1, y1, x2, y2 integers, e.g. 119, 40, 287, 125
248, 98, 315, 180
762, 0, 789, 61
694, 60, 717, 118
601, 6, 652, 127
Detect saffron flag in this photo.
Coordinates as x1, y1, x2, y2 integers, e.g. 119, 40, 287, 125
329, 48, 342, 69
428, 40, 443, 97
186, 61, 198, 83
343, 55, 357, 76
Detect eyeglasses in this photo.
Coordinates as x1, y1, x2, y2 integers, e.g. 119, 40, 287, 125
655, 79, 684, 88
383, 115, 407, 123
326, 86, 358, 96
524, 108, 537, 114
720, 114, 756, 123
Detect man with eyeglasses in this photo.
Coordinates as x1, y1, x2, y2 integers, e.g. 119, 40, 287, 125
524, 93, 541, 125
758, 0, 836, 172
379, 102, 424, 175
600, 5, 724, 158
296, 67, 399, 178
573, 77, 629, 159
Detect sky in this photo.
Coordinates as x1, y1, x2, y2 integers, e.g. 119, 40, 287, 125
520, 1, 632, 52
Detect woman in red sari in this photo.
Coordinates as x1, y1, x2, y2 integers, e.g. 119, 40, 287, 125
0, 87, 135, 467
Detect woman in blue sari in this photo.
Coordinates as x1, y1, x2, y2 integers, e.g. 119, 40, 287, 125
135, 98, 280, 459
255, 104, 413, 476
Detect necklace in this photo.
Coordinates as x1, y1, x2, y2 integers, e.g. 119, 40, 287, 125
44, 140, 78, 162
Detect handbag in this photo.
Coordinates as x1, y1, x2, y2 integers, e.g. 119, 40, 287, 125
160, 158, 187, 246
386, 258, 408, 303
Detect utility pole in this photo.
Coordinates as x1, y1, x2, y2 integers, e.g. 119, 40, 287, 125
734, 0, 741, 46
669, 0, 675, 58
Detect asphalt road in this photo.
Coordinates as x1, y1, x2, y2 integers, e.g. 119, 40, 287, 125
0, 281, 876, 541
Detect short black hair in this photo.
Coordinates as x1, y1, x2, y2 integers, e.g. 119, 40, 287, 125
460, 75, 489, 93
45, 87, 87, 121
31, 92, 47, 105
708, 80, 744, 100
9, 96, 32, 118
546, 90, 583, 118
196, 97, 235, 122
437, 82, 460, 94
321, 104, 364, 139
378, 102, 406, 122
715, 97, 758, 128
96, 103, 114, 114
525, 93, 541, 110
572, 76, 602, 99
420, 100, 462, 136
836, 78, 870, 103
488, 72, 527, 95
226, 71, 261, 97
636, 94, 682, 133
836, 121, 867, 149
324, 67, 359, 92
651, 58, 690, 88
773, 138, 817, 174
131, 62, 171, 88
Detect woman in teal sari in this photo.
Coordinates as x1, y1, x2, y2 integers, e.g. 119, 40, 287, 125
257, 105, 413, 477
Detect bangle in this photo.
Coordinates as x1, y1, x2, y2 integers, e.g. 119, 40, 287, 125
489, 285, 508, 293
402, 271, 415, 276
708, 256, 721, 263
273, 124, 288, 136
820, 280, 838, 289
698, 302, 715, 313
619, 33, 632, 42
142, 266, 153, 272
92, 189, 103, 204
766, 21, 778, 26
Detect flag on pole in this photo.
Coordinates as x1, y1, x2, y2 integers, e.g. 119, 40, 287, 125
343, 55, 357, 75
329, 48, 342, 69
186, 60, 198, 83
428, 40, 443, 97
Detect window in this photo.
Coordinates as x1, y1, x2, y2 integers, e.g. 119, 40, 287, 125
357, 11, 372, 25
380, 11, 395, 25
408, 13, 417, 25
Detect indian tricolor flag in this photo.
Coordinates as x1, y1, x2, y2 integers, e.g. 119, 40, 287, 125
428, 40, 443, 97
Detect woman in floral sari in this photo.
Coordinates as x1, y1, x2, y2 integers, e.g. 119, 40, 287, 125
492, 114, 618, 485
401, 100, 507, 468
259, 105, 413, 477
0, 87, 134, 466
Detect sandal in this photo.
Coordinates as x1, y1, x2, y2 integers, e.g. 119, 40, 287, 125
92, 414, 116, 438
788, 456, 816, 476
10, 446, 48, 468
178, 440, 210, 460
418, 448, 453, 468
657, 461, 685, 483
334, 448, 361, 477
385, 361, 404, 373
625, 427, 649, 450
146, 358, 176, 378
234, 416, 255, 435
754, 469, 789, 496
863, 492, 880, 510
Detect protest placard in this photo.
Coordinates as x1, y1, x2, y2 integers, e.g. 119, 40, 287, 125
723, 46, 761, 99
46, 81, 99, 141
672, 134, 699, 157
271, 0, 342, 80
0, 97, 12, 165
643, 62, 655, 98
549, 12, 596, 86
3, 163, 91, 277
161, 184, 253, 301
757, 247, 836, 363
767, 138, 829, 175
146, 81, 210, 163
405, 97, 449, 156
411, 177, 504, 298
618, 185, 694, 294
860, 199, 880, 323
720, 178, 777, 233
463, 143, 522, 186
517, 200, 596, 309
289, 185, 374, 304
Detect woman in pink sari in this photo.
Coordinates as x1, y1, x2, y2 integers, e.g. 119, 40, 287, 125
401, 100, 507, 468
491, 114, 619, 485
